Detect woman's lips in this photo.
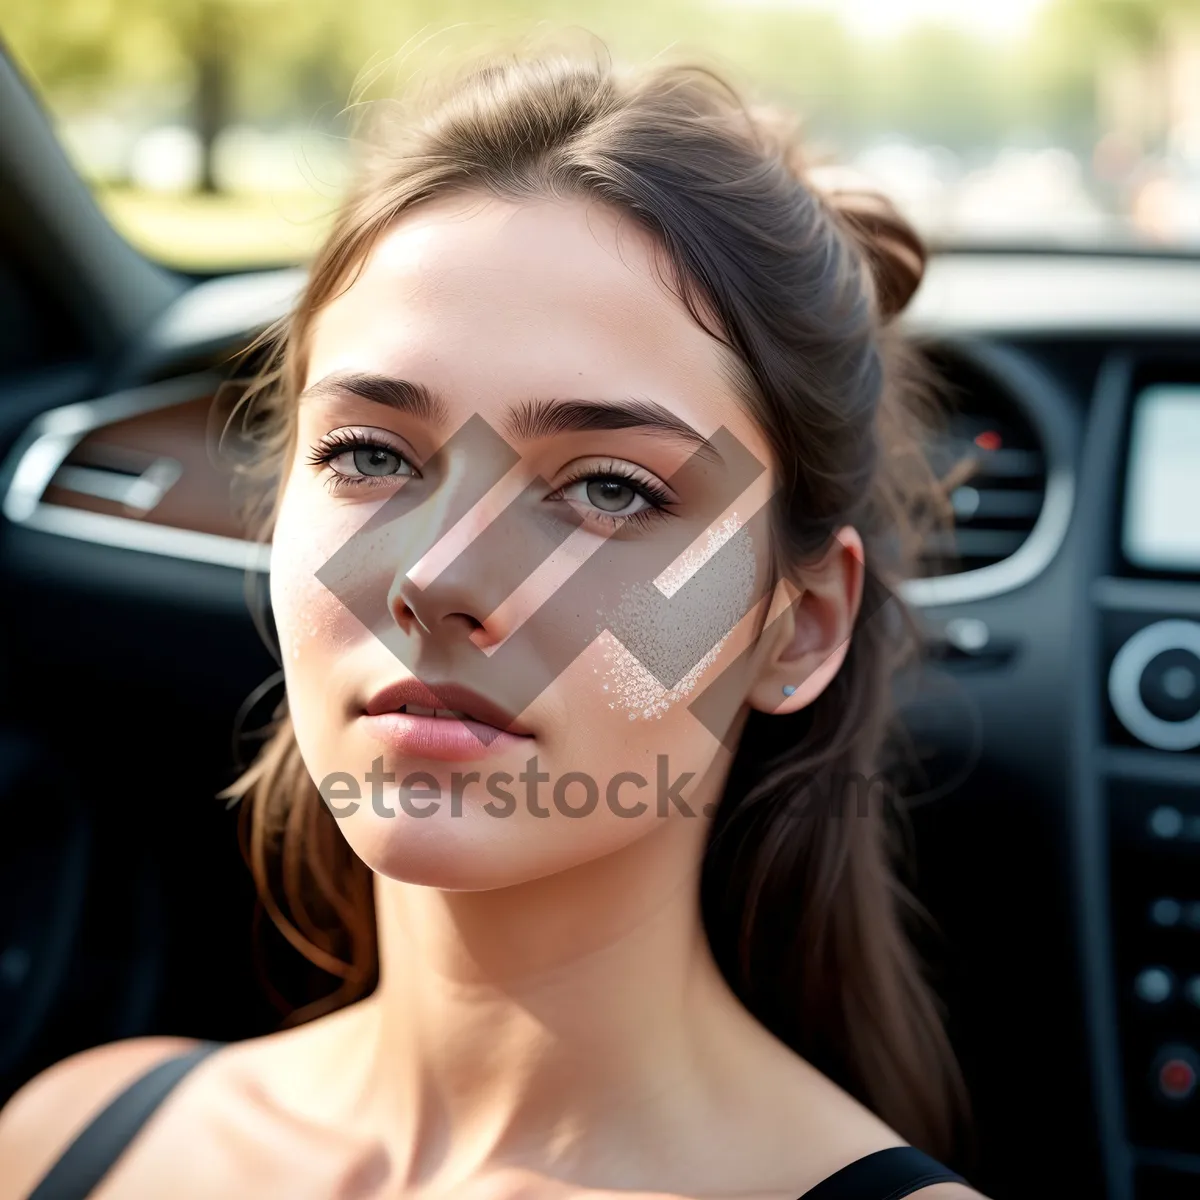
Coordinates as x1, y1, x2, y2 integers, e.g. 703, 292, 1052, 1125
359, 678, 534, 762
358, 710, 532, 762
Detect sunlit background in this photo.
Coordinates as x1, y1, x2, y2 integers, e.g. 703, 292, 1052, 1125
3, 0, 1199, 269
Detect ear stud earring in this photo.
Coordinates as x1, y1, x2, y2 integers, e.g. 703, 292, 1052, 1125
781, 684, 797, 697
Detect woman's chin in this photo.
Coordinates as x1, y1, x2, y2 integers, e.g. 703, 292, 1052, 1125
342, 806, 648, 893
364, 844, 572, 893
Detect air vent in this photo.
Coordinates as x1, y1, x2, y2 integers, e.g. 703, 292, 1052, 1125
919, 355, 1048, 578
49, 442, 182, 516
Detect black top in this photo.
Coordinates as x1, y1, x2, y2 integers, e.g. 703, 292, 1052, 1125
24, 1044, 966, 1199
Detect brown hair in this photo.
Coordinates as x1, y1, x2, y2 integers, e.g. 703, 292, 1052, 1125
222, 42, 965, 1158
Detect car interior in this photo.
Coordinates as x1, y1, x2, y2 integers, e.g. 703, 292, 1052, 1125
0, 37, 1198, 1200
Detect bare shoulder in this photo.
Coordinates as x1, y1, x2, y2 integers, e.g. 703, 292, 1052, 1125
0, 1036, 200, 1200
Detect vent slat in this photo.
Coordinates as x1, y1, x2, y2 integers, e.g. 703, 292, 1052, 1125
918, 354, 1047, 579
960, 447, 1043, 479
924, 529, 1031, 560
950, 486, 1044, 522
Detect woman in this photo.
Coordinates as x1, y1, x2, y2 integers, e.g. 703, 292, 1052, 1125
0, 44, 986, 1200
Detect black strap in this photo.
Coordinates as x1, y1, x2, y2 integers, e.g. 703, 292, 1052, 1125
24, 1050, 959, 1200
797, 1145, 966, 1200
26, 1041, 224, 1200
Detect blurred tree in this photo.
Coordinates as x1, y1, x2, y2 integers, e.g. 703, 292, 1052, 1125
1048, 0, 1194, 52
1038, 0, 1200, 151
856, 24, 1009, 152
5, 0, 1176, 192
0, 0, 345, 191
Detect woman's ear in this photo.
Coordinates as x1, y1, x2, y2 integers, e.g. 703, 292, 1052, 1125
748, 527, 865, 715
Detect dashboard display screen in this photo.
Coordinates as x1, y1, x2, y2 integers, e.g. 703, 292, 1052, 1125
1123, 384, 1200, 572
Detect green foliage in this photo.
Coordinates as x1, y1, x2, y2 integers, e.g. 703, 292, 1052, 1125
3, 0, 1195, 262
1, 0, 1196, 169
1044, 0, 1195, 53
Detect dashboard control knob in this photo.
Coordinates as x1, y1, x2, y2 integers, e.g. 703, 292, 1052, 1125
1152, 1045, 1198, 1103
1134, 966, 1175, 1005
1141, 649, 1200, 722
1109, 620, 1200, 751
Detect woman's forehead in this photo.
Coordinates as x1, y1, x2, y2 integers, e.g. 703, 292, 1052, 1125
303, 194, 768, 451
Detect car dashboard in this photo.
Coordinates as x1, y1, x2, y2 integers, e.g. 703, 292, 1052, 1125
0, 252, 1199, 1200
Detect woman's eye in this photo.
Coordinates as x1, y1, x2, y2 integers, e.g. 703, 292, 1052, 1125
562, 477, 654, 517
316, 441, 417, 483
337, 446, 413, 478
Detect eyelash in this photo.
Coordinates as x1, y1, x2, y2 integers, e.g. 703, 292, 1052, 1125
305, 430, 417, 493
304, 435, 675, 528
549, 460, 674, 530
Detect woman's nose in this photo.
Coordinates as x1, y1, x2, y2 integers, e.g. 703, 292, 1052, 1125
388, 515, 490, 640
386, 471, 511, 641
388, 470, 580, 645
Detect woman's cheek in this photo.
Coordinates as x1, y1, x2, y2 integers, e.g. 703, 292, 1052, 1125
269, 484, 374, 665
591, 630, 728, 723
594, 512, 759, 722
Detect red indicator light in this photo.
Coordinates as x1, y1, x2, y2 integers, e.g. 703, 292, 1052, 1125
1159, 1058, 1196, 1100
974, 430, 1003, 452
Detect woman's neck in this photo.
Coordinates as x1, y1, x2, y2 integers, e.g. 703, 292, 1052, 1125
342, 813, 768, 1189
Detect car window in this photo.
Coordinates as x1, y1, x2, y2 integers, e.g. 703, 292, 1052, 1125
3, 0, 1199, 271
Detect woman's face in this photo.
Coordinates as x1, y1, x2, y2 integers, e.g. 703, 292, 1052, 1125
270, 194, 804, 890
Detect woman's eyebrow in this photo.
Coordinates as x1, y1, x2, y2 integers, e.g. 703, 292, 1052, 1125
299, 371, 450, 425
299, 377, 721, 462
503, 397, 722, 462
